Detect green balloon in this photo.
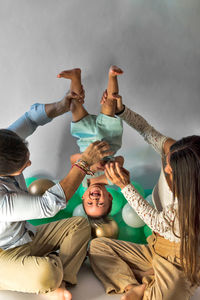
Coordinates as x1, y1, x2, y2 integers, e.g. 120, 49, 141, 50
65, 193, 83, 214
112, 210, 124, 224
143, 224, 152, 239
118, 219, 146, 244
25, 176, 38, 188
144, 189, 153, 198
106, 188, 126, 216
76, 184, 87, 198
117, 181, 145, 198
112, 211, 146, 244
131, 181, 145, 197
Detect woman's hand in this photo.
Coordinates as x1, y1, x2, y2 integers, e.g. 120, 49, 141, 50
113, 155, 124, 167
100, 90, 124, 114
81, 141, 114, 167
105, 162, 130, 189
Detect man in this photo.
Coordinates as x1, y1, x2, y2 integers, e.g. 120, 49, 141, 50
0, 90, 112, 300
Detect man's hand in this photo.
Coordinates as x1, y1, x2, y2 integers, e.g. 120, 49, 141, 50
62, 88, 85, 112
81, 141, 114, 167
45, 89, 85, 118
105, 162, 130, 189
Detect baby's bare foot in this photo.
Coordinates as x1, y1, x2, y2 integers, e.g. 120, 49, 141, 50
109, 65, 123, 76
57, 68, 81, 79
57, 68, 82, 96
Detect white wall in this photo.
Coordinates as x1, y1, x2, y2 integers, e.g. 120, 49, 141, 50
0, 0, 200, 188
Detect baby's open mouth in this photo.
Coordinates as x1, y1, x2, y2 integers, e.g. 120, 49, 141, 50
90, 187, 101, 198
90, 192, 101, 197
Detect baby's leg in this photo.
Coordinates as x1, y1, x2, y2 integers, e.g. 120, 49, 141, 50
57, 68, 82, 95
70, 98, 88, 122
101, 65, 123, 117
57, 68, 88, 122
107, 65, 123, 97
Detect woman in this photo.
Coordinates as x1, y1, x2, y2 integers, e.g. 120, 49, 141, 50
89, 93, 200, 300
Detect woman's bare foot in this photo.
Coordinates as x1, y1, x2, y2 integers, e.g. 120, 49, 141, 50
121, 284, 146, 300
57, 68, 81, 80
109, 65, 123, 77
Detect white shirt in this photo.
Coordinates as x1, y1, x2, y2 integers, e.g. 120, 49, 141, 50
0, 103, 66, 250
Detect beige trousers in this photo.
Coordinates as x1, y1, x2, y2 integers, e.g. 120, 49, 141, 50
0, 217, 91, 294
89, 233, 197, 300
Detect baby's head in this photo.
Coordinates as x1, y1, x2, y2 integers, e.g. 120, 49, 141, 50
82, 183, 112, 218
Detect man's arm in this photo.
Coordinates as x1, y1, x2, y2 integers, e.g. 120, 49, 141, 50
7, 92, 81, 140
70, 153, 82, 165
0, 141, 114, 221
105, 162, 179, 241
7, 103, 51, 139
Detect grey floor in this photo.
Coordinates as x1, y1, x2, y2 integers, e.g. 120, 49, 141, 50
0, 259, 199, 300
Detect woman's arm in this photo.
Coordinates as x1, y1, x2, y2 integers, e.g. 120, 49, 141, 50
101, 91, 176, 156
118, 105, 174, 155
105, 162, 179, 240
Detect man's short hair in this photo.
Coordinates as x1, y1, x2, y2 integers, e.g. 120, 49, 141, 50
0, 129, 29, 176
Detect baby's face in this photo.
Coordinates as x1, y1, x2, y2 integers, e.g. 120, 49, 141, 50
82, 184, 112, 218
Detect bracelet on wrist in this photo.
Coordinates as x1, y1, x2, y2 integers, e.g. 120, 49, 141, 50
72, 164, 87, 175
73, 159, 94, 176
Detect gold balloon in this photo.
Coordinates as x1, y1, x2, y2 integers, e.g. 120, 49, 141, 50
28, 179, 55, 196
92, 218, 119, 239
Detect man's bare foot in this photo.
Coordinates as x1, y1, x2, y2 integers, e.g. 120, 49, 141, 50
57, 68, 81, 80
42, 284, 72, 300
109, 65, 123, 77
121, 284, 146, 300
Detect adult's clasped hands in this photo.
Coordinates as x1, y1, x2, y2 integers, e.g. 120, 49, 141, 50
81, 141, 114, 167
105, 161, 130, 190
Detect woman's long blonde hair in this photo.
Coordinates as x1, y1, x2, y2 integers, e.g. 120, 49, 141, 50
170, 135, 200, 285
